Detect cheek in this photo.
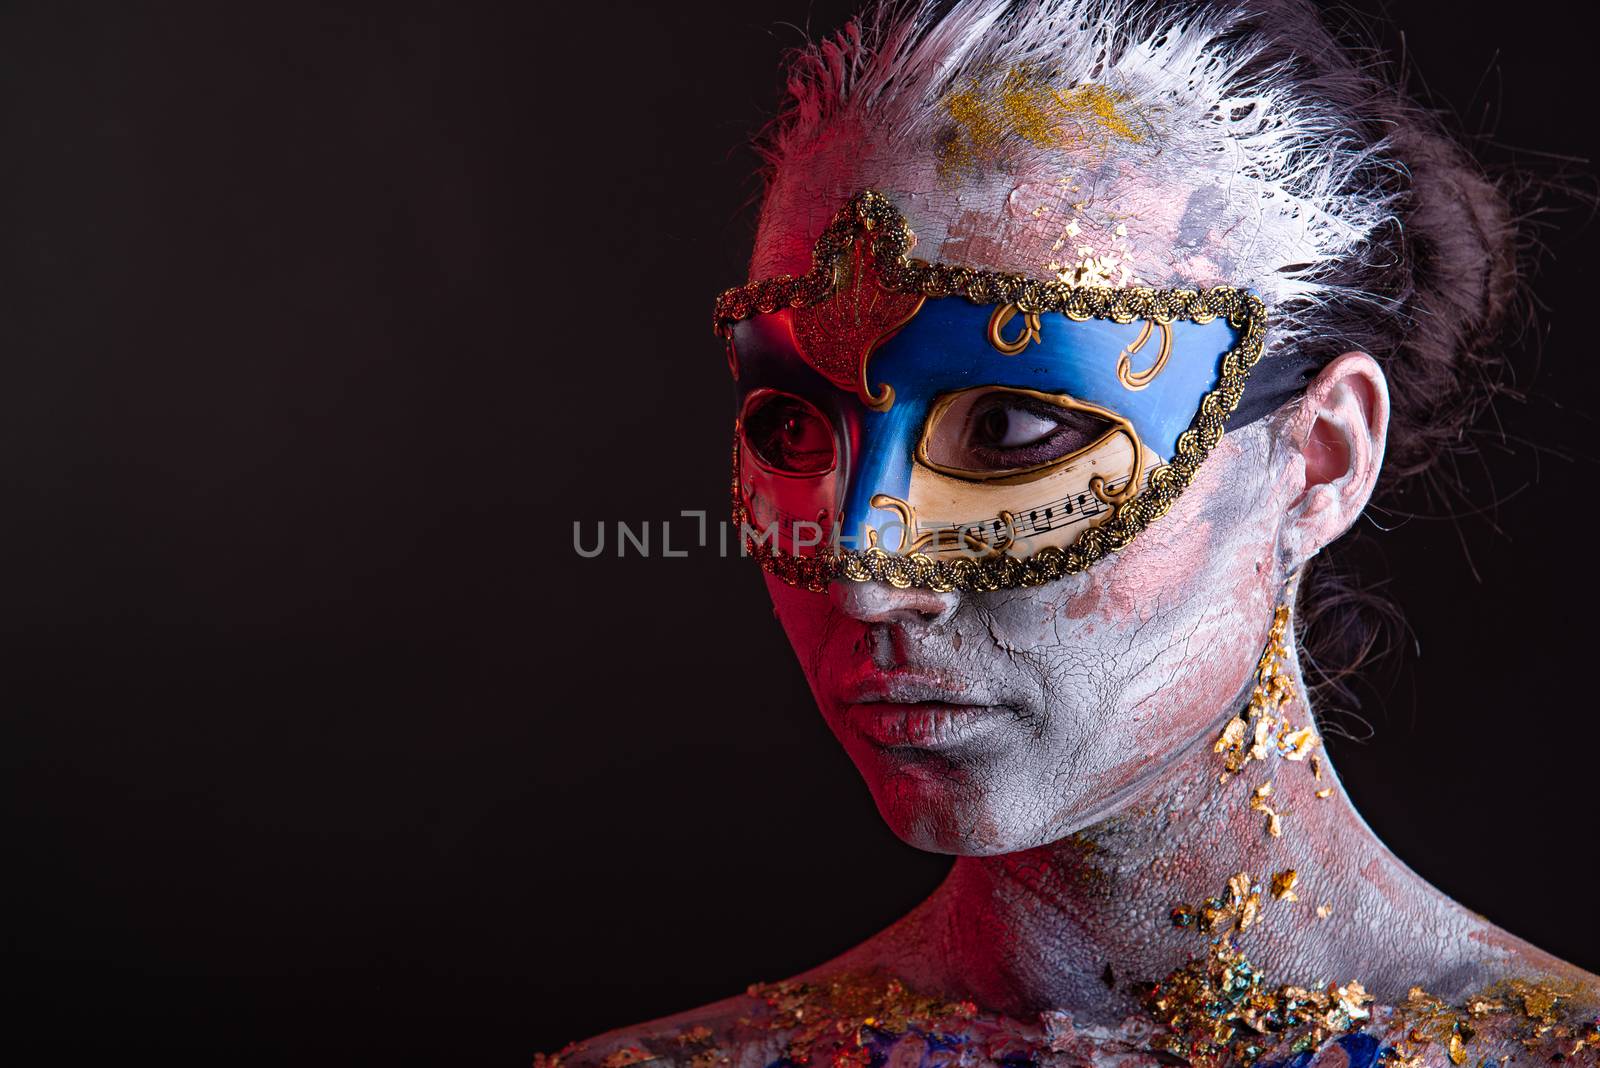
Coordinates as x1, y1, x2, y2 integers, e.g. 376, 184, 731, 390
1101, 438, 1287, 757
764, 576, 835, 673
766, 576, 823, 642
1111, 434, 1281, 609
1009, 435, 1284, 776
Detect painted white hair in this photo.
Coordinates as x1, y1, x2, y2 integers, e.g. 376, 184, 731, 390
753, 0, 1401, 318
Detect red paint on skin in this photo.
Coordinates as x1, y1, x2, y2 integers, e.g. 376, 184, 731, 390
1359, 855, 1408, 909
938, 208, 1026, 267
967, 807, 1006, 853
1468, 926, 1539, 955
1063, 582, 1101, 619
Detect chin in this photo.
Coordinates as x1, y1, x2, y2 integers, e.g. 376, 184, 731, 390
862, 758, 1047, 856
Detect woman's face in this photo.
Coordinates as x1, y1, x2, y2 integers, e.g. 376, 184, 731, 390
766, 420, 1295, 854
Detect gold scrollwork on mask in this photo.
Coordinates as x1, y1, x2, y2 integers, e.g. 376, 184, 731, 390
868, 493, 998, 556
992, 510, 1018, 553
1117, 319, 1173, 390
987, 303, 1043, 355
915, 386, 1145, 508
859, 367, 895, 412
715, 191, 1270, 594
866, 493, 920, 553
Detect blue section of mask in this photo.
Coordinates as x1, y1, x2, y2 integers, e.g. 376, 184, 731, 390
733, 298, 1240, 544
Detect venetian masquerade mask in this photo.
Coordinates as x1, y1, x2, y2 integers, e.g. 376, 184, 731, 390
714, 191, 1302, 593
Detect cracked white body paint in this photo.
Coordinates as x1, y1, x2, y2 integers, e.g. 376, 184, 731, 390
768, 422, 1284, 859
554, 2, 1599, 1062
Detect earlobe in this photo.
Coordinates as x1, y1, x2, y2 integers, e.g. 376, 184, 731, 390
1279, 352, 1390, 567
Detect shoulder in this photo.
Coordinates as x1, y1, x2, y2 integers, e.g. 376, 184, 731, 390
535, 988, 778, 1068
1364, 973, 1600, 1066
534, 970, 991, 1068
539, 970, 1170, 1068
534, 967, 1600, 1068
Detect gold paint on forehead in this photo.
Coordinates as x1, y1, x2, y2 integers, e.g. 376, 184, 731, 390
937, 68, 1148, 180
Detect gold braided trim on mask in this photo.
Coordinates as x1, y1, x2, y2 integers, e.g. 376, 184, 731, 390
713, 190, 1266, 334
716, 190, 1268, 593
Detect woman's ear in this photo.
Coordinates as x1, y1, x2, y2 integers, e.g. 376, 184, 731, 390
1277, 351, 1390, 569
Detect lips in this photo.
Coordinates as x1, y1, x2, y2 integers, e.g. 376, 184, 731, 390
839, 665, 990, 705
837, 667, 1012, 751
846, 701, 1012, 749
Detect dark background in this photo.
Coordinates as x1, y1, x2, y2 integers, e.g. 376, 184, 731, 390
2, 1, 1596, 1064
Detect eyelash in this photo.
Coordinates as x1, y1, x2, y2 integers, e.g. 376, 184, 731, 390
966, 398, 1104, 464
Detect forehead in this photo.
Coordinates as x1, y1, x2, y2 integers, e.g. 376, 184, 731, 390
752, 153, 1242, 295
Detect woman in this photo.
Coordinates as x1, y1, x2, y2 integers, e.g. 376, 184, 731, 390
547, 0, 1598, 1064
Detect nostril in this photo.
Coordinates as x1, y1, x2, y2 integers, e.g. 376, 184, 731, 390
830, 578, 959, 626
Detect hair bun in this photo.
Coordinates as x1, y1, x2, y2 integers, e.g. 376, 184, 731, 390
1382, 122, 1520, 481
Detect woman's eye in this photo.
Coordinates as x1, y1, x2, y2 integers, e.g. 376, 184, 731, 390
742, 392, 836, 475
977, 405, 1063, 448
920, 388, 1116, 476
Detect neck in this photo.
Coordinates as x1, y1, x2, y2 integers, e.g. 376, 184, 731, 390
841, 619, 1534, 1022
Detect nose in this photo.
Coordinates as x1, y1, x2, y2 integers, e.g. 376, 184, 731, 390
830, 578, 960, 627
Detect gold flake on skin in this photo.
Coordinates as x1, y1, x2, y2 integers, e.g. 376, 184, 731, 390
1316, 903, 1333, 920
1214, 604, 1328, 837
1045, 209, 1143, 286
1215, 717, 1248, 750
1465, 995, 1508, 1017
1281, 726, 1319, 760
1393, 986, 1472, 1065
1384, 978, 1599, 1064
1184, 872, 1266, 937
1215, 605, 1319, 784
1271, 869, 1300, 902
673, 1026, 723, 1068
1380, 1051, 1424, 1068
745, 972, 977, 1066
1337, 982, 1375, 1023
1143, 910, 1373, 1066
1250, 781, 1284, 838
1226, 871, 1263, 932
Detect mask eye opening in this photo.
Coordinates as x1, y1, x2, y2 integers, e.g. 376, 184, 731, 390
738, 388, 839, 478
915, 385, 1142, 489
